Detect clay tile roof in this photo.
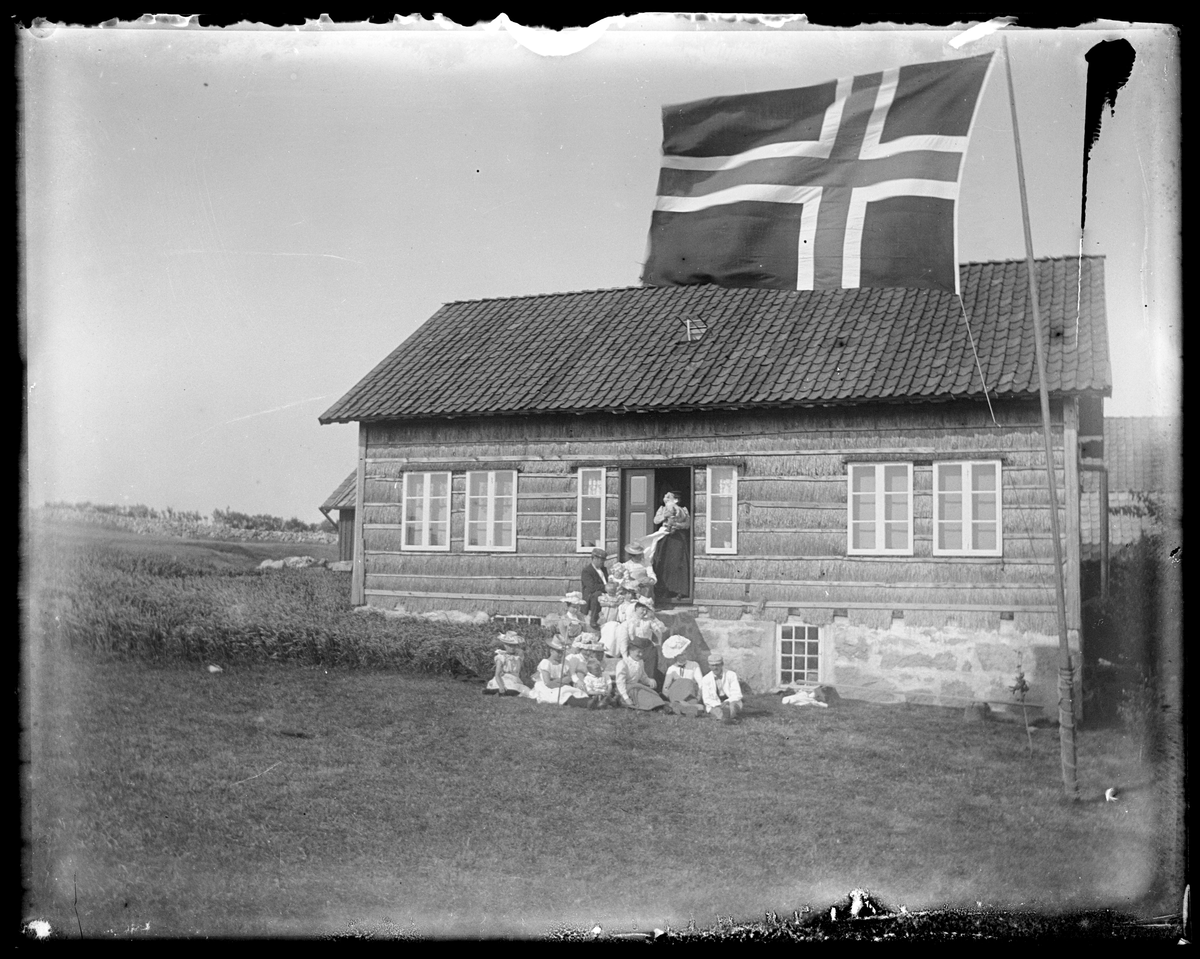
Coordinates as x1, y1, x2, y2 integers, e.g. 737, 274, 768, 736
319, 256, 1112, 424
320, 470, 358, 511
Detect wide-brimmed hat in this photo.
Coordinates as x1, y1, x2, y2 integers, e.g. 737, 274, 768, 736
623, 543, 644, 557
585, 641, 607, 653
590, 547, 608, 560
496, 631, 525, 647
561, 590, 586, 606
571, 634, 594, 649
662, 635, 691, 659
635, 596, 656, 611
548, 638, 566, 651
708, 652, 724, 666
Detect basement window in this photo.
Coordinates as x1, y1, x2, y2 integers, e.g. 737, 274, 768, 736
779, 624, 822, 686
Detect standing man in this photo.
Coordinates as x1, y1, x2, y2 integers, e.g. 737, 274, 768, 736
581, 546, 609, 630
700, 652, 744, 722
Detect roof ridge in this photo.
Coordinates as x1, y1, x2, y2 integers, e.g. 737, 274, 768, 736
437, 255, 1105, 306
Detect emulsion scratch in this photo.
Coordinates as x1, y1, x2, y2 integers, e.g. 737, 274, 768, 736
187, 394, 336, 441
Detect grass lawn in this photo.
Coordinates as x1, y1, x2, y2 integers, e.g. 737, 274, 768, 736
22, 521, 1183, 939
27, 654, 1175, 939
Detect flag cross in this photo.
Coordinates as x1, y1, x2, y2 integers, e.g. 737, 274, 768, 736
646, 54, 994, 293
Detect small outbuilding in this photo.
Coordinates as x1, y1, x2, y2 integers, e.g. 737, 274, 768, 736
318, 470, 358, 563
320, 256, 1111, 713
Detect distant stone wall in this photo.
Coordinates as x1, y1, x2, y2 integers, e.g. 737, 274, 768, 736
35, 507, 337, 545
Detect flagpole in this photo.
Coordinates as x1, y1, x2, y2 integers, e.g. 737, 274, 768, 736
1002, 36, 1079, 800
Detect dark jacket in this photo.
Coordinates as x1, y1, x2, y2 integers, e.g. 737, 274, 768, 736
581, 562, 607, 600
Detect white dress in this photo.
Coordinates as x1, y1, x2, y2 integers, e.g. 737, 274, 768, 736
528, 658, 590, 704
485, 650, 531, 696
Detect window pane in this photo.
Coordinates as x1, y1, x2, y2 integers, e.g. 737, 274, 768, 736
884, 493, 908, 521
973, 493, 996, 522
404, 522, 422, 547
852, 524, 875, 550
973, 524, 997, 550
493, 522, 513, 549
430, 473, 449, 497
938, 523, 962, 551
884, 465, 908, 492
467, 498, 487, 524
467, 522, 485, 547
711, 497, 733, 522
405, 498, 423, 523
972, 463, 996, 491
884, 522, 907, 550
582, 469, 603, 498
580, 521, 601, 547
851, 494, 874, 522
581, 498, 601, 522
495, 471, 514, 498
710, 522, 731, 550
852, 468, 875, 494
941, 493, 962, 522
712, 467, 736, 496
939, 465, 962, 492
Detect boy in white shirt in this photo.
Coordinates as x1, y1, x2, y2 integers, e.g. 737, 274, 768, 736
700, 652, 743, 721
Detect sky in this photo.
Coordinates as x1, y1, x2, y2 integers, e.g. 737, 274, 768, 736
22, 17, 1181, 524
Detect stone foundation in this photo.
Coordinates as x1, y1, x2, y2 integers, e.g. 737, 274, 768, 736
657, 609, 1082, 715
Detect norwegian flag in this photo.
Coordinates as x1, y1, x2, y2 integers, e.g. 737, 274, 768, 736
642, 53, 995, 294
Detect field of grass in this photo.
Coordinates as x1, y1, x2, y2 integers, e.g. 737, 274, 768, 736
22, 520, 1185, 939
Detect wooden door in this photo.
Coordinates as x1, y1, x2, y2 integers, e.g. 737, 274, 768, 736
621, 469, 655, 551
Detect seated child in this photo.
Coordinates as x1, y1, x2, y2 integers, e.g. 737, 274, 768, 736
580, 657, 615, 708
596, 579, 622, 627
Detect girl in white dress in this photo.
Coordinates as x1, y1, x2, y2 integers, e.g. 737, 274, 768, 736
528, 639, 590, 705
483, 631, 531, 697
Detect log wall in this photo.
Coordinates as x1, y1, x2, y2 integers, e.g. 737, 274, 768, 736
357, 398, 1080, 640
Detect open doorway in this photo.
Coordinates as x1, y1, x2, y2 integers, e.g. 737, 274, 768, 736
620, 467, 693, 603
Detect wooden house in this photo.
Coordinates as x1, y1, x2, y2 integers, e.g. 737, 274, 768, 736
319, 256, 1111, 713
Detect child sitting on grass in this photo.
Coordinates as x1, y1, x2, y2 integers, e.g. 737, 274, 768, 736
580, 657, 615, 708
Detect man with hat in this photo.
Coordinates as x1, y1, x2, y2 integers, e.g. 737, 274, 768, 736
580, 546, 609, 630
700, 652, 744, 721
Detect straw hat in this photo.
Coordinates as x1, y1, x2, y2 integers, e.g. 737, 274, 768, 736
662, 635, 691, 659
635, 596, 656, 611
707, 652, 724, 666
561, 590, 586, 606
624, 543, 644, 557
496, 631, 525, 647
548, 638, 566, 651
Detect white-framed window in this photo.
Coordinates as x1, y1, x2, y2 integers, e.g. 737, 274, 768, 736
576, 467, 606, 551
933, 460, 1002, 556
847, 463, 913, 555
402, 471, 451, 551
706, 465, 738, 554
779, 624, 821, 685
465, 470, 517, 551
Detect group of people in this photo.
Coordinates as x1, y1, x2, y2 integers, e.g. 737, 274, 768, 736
481, 488, 742, 719
483, 586, 743, 721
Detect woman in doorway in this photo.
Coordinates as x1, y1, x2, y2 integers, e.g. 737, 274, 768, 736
652, 490, 691, 603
